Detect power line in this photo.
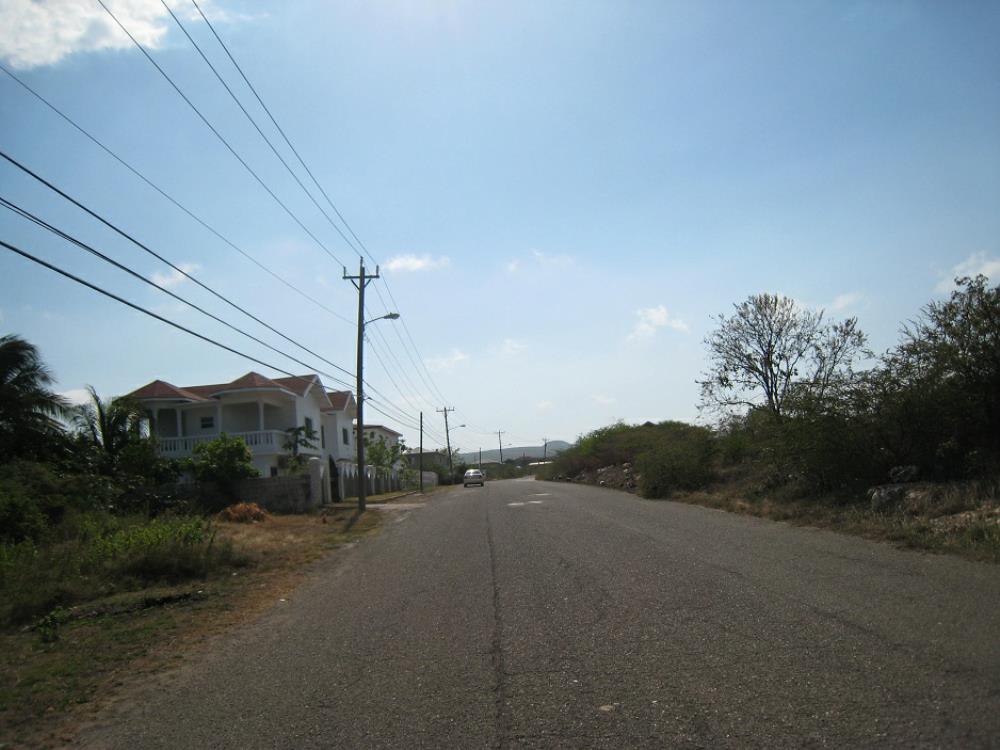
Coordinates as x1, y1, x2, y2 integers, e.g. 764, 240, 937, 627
0, 196, 357, 392
96, 0, 347, 268
178, 4, 453, 408
159, 0, 362, 257
0, 149, 358, 384
188, 0, 368, 259
1, 238, 303, 378
0, 61, 354, 328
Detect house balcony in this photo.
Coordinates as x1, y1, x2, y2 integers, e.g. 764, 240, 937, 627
157, 430, 320, 458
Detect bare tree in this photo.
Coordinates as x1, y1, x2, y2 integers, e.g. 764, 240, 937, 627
699, 293, 866, 419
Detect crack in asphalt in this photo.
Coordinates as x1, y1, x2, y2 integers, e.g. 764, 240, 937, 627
485, 498, 511, 750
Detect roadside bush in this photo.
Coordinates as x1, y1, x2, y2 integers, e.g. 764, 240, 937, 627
0, 513, 242, 626
217, 502, 269, 523
636, 425, 716, 498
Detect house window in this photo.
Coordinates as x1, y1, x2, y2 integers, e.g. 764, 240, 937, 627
200, 416, 214, 430
304, 416, 313, 434
342, 427, 349, 445
269, 466, 278, 477
321, 426, 326, 449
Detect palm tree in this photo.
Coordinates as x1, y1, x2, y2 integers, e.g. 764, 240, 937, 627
70, 385, 145, 466
0, 334, 69, 459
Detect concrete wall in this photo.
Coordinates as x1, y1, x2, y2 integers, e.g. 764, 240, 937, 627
230, 476, 314, 513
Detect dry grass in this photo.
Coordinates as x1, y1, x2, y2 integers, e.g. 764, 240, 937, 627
216, 502, 269, 523
1, 509, 383, 749
663, 480, 1000, 563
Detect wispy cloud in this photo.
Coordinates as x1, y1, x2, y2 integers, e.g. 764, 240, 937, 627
152, 262, 199, 289
500, 338, 525, 356
0, 0, 251, 70
828, 292, 862, 312
935, 252, 1000, 293
426, 348, 468, 372
506, 259, 520, 273
592, 394, 616, 406
536, 400, 553, 411
59, 388, 92, 406
385, 254, 451, 272
531, 249, 574, 267
626, 304, 688, 341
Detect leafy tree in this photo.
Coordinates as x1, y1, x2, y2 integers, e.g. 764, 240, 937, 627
70, 385, 145, 471
364, 435, 405, 471
0, 334, 68, 460
699, 293, 866, 420
282, 425, 318, 474
187, 434, 258, 506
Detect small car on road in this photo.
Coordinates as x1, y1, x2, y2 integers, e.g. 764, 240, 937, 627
463, 469, 485, 487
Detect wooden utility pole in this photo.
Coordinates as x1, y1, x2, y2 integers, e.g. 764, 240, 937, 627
542, 437, 548, 461
497, 430, 505, 463
343, 258, 380, 513
438, 407, 456, 480
419, 411, 424, 494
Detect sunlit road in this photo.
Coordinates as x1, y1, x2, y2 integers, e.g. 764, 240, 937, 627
78, 479, 1000, 748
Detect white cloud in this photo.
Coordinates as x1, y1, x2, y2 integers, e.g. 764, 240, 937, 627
536, 400, 553, 411
829, 292, 862, 312
506, 259, 520, 273
425, 348, 468, 372
0, 1, 254, 70
385, 254, 450, 272
500, 338, 525, 356
152, 262, 199, 289
531, 249, 574, 267
59, 388, 92, 405
935, 252, 1000, 293
592, 394, 616, 406
626, 304, 688, 341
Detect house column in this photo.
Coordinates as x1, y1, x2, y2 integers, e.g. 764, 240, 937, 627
216, 401, 222, 433
257, 399, 265, 431
175, 408, 182, 437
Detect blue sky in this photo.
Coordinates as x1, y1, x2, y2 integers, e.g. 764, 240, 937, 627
1, 0, 998, 452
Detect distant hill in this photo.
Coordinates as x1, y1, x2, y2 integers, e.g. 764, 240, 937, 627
460, 441, 571, 464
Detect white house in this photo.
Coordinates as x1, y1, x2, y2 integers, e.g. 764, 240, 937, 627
129, 371, 357, 478
356, 424, 403, 449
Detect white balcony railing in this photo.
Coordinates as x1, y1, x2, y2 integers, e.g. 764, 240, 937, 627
158, 430, 319, 457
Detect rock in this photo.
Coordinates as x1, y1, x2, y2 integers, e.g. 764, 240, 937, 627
889, 465, 919, 483
868, 484, 908, 512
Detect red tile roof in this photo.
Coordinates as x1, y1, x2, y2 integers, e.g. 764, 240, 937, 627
273, 374, 318, 397
128, 379, 209, 402
131, 372, 343, 402
323, 391, 354, 412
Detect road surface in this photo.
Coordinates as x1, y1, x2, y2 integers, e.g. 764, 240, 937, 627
77, 478, 1000, 748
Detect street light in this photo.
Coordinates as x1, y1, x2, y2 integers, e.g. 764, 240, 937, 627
356, 309, 400, 513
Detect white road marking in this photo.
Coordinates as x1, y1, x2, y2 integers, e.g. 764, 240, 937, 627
507, 502, 526, 506
531, 493, 551, 496
528, 500, 543, 504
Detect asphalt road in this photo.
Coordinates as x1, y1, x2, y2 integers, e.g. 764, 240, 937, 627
77, 479, 1000, 749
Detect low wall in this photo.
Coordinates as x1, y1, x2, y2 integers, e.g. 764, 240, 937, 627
232, 476, 314, 513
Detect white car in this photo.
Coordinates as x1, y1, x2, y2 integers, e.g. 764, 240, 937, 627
463, 469, 485, 487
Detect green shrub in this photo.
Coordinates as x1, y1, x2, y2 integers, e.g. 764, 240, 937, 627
0, 486, 48, 543
636, 426, 716, 498
0, 513, 242, 626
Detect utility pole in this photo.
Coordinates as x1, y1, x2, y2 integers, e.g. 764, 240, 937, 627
478, 447, 482, 469
419, 411, 424, 494
438, 406, 455, 480
542, 437, 548, 461
343, 258, 380, 513
497, 430, 505, 463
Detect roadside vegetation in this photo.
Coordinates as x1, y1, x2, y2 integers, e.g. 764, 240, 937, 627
0, 334, 385, 745
539, 276, 1000, 561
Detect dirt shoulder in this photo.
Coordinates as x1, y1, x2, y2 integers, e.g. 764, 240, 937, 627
0, 507, 384, 749
541, 471, 1000, 563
